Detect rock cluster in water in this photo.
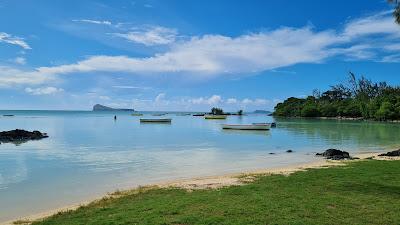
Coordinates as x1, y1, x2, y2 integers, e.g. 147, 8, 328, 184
0, 129, 48, 144
378, 149, 400, 157
316, 149, 351, 160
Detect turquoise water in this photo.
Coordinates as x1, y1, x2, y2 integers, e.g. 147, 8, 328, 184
0, 111, 399, 222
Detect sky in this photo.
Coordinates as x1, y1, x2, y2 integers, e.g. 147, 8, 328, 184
0, 0, 399, 111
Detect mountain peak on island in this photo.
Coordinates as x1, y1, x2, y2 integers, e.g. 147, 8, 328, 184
92, 104, 134, 111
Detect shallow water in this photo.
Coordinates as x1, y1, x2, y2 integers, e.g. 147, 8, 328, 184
0, 111, 399, 221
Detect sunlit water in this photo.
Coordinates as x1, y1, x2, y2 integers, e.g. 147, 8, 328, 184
0, 110, 399, 221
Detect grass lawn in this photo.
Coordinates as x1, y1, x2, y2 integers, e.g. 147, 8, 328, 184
32, 160, 400, 225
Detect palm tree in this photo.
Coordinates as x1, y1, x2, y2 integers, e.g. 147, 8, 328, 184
388, 0, 400, 24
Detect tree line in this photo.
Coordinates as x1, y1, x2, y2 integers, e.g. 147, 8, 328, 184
273, 72, 400, 121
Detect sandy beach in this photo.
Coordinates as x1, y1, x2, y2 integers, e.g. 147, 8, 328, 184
4, 151, 397, 225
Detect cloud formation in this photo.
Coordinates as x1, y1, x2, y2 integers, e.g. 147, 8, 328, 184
0, 32, 31, 49
0, 66, 55, 87
112, 26, 177, 46
1, 11, 399, 88
25, 86, 64, 95
125, 94, 275, 111
72, 19, 112, 26
14, 57, 26, 65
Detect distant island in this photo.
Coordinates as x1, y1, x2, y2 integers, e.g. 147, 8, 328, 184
253, 110, 272, 114
273, 72, 400, 121
92, 104, 134, 111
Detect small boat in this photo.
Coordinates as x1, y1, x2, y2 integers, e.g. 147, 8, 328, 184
204, 115, 227, 119
222, 123, 271, 130
131, 113, 143, 116
252, 122, 276, 128
193, 114, 205, 117
140, 118, 172, 123
3, 115, 14, 117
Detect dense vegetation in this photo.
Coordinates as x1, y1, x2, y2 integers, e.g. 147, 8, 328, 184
210, 107, 224, 115
32, 160, 400, 225
274, 73, 400, 121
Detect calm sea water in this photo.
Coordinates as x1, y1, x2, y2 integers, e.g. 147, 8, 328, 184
0, 110, 399, 221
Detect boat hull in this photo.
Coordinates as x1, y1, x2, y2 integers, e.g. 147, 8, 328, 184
204, 115, 227, 119
222, 124, 270, 130
140, 119, 172, 123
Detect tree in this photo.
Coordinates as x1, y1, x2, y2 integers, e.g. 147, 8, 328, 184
273, 72, 400, 121
301, 104, 320, 117
375, 101, 395, 121
237, 110, 243, 116
389, 0, 400, 24
211, 107, 224, 115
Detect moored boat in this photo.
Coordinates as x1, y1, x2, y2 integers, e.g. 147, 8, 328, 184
205, 115, 227, 119
252, 122, 276, 127
193, 114, 205, 116
131, 113, 143, 116
140, 118, 172, 123
222, 123, 271, 130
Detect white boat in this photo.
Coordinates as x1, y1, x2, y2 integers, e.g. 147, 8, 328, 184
222, 123, 271, 130
140, 118, 172, 123
204, 115, 227, 119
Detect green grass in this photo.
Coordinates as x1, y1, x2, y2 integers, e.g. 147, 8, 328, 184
33, 160, 400, 225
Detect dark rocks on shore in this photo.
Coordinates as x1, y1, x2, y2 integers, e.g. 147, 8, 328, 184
0, 129, 48, 144
316, 149, 351, 160
378, 149, 400, 157
286, 150, 293, 153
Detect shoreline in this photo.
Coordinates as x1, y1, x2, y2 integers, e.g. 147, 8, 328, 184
3, 151, 393, 225
273, 115, 400, 123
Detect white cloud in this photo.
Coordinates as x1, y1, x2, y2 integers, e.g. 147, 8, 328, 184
0, 32, 31, 49
226, 98, 237, 104
129, 94, 273, 111
342, 11, 400, 38
240, 98, 269, 106
14, 57, 26, 65
380, 54, 400, 63
72, 19, 112, 26
29, 26, 338, 78
189, 95, 222, 105
99, 95, 111, 100
1, 11, 399, 89
112, 26, 177, 46
24, 86, 64, 95
384, 43, 400, 51
0, 66, 55, 87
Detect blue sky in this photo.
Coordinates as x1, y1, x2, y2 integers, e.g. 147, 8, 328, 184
0, 0, 399, 111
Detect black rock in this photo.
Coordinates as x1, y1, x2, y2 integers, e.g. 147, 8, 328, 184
269, 152, 276, 155
0, 129, 48, 145
316, 149, 351, 160
286, 150, 293, 153
378, 149, 400, 157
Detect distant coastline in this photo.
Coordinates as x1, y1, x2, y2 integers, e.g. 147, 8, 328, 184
92, 104, 134, 112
